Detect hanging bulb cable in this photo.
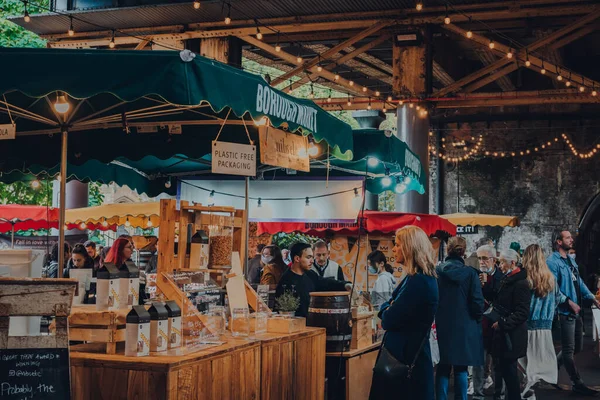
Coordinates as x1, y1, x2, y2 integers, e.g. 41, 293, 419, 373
565, 72, 572, 87
287, 80, 293, 94
23, 1, 30, 22
347, 94, 352, 107
109, 29, 115, 49
525, 50, 531, 67
444, 5, 450, 24
305, 197, 310, 207
466, 18, 473, 38
68, 16, 74, 36
327, 90, 332, 103
224, 2, 231, 24
367, 97, 372, 110
592, 83, 597, 97
254, 20, 262, 40
540, 59, 546, 75
557, 67, 563, 81
506, 48, 513, 59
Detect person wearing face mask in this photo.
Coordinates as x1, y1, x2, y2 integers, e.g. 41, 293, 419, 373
260, 245, 288, 286
488, 249, 531, 400
367, 250, 397, 310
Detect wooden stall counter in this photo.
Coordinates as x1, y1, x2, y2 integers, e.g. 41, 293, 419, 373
326, 342, 381, 400
70, 327, 326, 400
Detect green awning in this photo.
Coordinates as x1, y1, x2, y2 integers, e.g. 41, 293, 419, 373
0, 47, 353, 160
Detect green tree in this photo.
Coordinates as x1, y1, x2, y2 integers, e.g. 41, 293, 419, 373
88, 182, 105, 207
0, 180, 52, 205
0, 1, 47, 48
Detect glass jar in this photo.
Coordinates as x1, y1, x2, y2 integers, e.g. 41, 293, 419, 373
207, 212, 234, 268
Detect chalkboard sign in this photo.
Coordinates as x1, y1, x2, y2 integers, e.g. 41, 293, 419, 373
0, 348, 70, 399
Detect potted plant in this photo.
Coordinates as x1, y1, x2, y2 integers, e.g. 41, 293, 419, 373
275, 289, 300, 317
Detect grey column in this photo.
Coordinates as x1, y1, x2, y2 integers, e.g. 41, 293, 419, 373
395, 106, 429, 213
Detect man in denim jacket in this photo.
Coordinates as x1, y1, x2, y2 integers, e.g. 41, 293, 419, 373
547, 229, 600, 396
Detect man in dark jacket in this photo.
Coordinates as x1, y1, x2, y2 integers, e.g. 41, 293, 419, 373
247, 244, 265, 285
490, 249, 531, 400
436, 237, 485, 400
472, 244, 505, 400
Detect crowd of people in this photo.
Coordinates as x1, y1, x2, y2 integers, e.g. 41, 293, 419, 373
375, 227, 600, 400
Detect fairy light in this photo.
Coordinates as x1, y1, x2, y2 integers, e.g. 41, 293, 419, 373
317, 65, 323, 72
296, 55, 303, 63
23, 1, 30, 22
466, 30, 473, 39
68, 16, 74, 36
540, 59, 546, 75
416, 2, 423, 11
334, 74, 340, 81
349, 81, 354, 86
362, 86, 368, 93
30, 179, 41, 189
375, 91, 380, 97
387, 96, 393, 102
109, 30, 115, 49
489, 41, 495, 49
255, 21, 263, 40
193, 1, 201, 9
224, 3, 231, 24
444, 6, 451, 24
506, 50, 513, 59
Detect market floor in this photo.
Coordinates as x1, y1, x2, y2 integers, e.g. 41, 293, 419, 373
454, 317, 600, 399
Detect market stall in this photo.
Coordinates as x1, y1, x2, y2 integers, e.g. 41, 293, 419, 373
65, 202, 161, 231
0, 204, 59, 247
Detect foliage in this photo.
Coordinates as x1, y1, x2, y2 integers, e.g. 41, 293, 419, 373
243, 59, 360, 129
378, 190, 396, 211
275, 289, 300, 312
88, 182, 105, 207
0, 1, 48, 48
271, 231, 319, 250
0, 180, 52, 205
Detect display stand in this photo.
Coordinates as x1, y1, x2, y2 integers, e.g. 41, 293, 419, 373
325, 342, 380, 400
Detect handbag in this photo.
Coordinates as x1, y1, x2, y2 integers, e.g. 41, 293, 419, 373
368, 328, 431, 400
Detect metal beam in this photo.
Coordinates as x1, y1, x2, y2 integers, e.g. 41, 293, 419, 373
436, 8, 600, 96
238, 35, 379, 97
270, 20, 393, 86
279, 34, 392, 93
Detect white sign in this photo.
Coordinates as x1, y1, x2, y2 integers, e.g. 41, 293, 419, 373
211, 140, 256, 177
0, 124, 16, 140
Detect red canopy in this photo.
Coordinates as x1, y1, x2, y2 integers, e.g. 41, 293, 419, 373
0, 204, 60, 233
256, 211, 456, 237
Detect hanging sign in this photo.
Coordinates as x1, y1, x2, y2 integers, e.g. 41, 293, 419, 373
211, 141, 256, 177
456, 225, 479, 234
0, 124, 16, 140
259, 126, 310, 172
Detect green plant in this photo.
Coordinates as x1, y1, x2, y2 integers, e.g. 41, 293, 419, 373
88, 183, 105, 207
275, 290, 300, 313
271, 232, 319, 250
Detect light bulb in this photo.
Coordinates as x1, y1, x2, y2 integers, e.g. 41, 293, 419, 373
164, 179, 171, 188
256, 31, 263, 40
317, 66, 323, 72
254, 116, 268, 126
347, 100, 352, 106
387, 96, 393, 102
579, 86, 585, 92
308, 142, 319, 157
24, 11, 30, 23
466, 31, 473, 39
557, 75, 563, 81
416, 3, 423, 11
54, 95, 70, 114
334, 74, 340, 81
80, 222, 87, 230
68, 18, 75, 36
367, 157, 379, 167
409, 103, 414, 108
444, 16, 451, 25
275, 44, 281, 52
383, 108, 387, 113
565, 81, 571, 87
489, 41, 495, 49
296, 56, 303, 63
349, 81, 354, 86
305, 197, 310, 207
30, 180, 41, 189
109, 38, 115, 49
102, 220, 109, 227
327, 97, 332, 103
362, 87, 367, 92
209, 190, 215, 198
506, 51, 513, 59
147, 218, 153, 227
225, 16, 231, 25
367, 104, 372, 110
593, 90, 598, 96
525, 60, 531, 67
375, 91, 380, 96
541, 68, 546, 75
381, 176, 392, 187
194, 1, 200, 9
125, 218, 131, 227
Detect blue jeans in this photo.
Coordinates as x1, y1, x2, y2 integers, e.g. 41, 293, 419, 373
436, 364, 468, 400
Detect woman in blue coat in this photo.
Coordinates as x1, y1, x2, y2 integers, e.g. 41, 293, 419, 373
377, 226, 439, 400
435, 237, 485, 400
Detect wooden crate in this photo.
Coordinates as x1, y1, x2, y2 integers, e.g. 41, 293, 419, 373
350, 313, 374, 350
68, 305, 129, 354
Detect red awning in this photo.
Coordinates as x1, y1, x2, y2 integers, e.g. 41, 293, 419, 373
0, 205, 60, 233
256, 211, 456, 237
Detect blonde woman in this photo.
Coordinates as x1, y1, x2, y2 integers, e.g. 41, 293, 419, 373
371, 226, 438, 400
518, 244, 567, 399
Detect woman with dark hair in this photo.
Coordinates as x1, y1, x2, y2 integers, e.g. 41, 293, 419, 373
43, 242, 72, 278
260, 245, 288, 286
64, 244, 94, 278
367, 250, 396, 310
104, 237, 134, 268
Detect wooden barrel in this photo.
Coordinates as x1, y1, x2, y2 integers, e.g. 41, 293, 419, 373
307, 291, 352, 352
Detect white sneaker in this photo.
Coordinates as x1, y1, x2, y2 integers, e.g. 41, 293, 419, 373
467, 382, 474, 395
484, 376, 494, 390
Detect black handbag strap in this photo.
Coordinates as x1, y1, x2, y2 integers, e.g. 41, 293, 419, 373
378, 326, 431, 370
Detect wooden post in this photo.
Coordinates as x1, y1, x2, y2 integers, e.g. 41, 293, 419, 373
158, 199, 178, 276
392, 31, 427, 97
58, 129, 68, 278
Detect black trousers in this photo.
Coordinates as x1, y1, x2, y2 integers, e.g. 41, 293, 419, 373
494, 358, 520, 400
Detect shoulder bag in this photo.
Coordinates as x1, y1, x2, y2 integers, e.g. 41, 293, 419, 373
368, 328, 430, 400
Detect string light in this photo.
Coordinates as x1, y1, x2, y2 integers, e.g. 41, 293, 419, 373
540, 59, 546, 75
367, 98, 372, 110
257, 198, 262, 208
375, 91, 380, 97
387, 96, 393, 102
565, 72, 572, 87
334, 74, 340, 81
347, 94, 352, 106
305, 197, 310, 207
68, 16, 74, 36
327, 90, 332, 103
416, 2, 423, 11
224, 3, 231, 24
125, 217, 131, 227
109, 30, 115, 49
362, 86, 368, 93
489, 40, 495, 49
275, 44, 281, 52
444, 6, 451, 24
30, 179, 41, 189
466, 30, 473, 39
54, 92, 70, 114
349, 81, 354, 86
506, 49, 513, 59
102, 220, 109, 228
147, 217, 153, 227
193, 0, 201, 9
525, 59, 531, 67
296, 55, 303, 63
23, 1, 30, 22
367, 157, 379, 167
164, 178, 172, 188
256, 27, 263, 40
317, 65, 323, 72
209, 190, 215, 198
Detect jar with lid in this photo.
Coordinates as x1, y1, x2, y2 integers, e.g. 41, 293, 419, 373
207, 211, 234, 268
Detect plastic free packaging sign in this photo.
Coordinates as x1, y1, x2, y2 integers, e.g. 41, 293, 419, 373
212, 141, 256, 177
